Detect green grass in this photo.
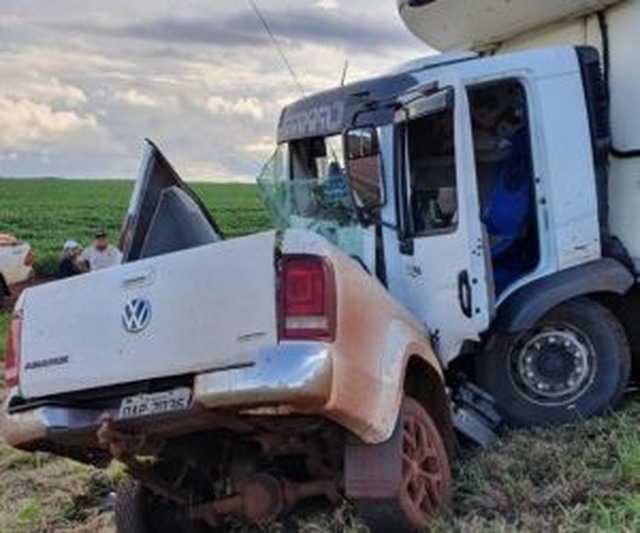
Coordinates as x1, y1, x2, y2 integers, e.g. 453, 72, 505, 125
0, 178, 272, 276
1, 177, 640, 530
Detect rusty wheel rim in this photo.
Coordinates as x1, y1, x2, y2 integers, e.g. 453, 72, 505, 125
400, 398, 451, 526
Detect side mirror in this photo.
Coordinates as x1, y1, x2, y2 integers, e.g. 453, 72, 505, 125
345, 126, 384, 209
397, 88, 453, 121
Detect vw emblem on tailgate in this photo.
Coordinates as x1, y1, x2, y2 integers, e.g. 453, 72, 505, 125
122, 298, 152, 333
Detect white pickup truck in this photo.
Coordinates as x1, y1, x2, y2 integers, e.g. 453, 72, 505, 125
1, 143, 454, 532
0, 233, 34, 306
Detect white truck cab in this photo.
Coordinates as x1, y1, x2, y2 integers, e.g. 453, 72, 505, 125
267, 36, 635, 428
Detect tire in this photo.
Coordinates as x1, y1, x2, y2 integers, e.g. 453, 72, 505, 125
398, 397, 453, 528
115, 475, 213, 533
477, 298, 631, 427
115, 477, 147, 533
355, 396, 452, 532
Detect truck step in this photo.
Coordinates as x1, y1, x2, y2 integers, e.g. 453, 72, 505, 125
451, 379, 502, 447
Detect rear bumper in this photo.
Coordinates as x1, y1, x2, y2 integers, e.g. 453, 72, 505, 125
0, 343, 333, 449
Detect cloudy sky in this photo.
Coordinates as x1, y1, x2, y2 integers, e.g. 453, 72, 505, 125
0, 1, 430, 182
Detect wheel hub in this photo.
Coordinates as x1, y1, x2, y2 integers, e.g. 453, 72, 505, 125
512, 327, 595, 404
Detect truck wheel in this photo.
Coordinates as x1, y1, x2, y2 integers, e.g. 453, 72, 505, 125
352, 396, 452, 532
398, 397, 453, 528
477, 298, 630, 427
114, 477, 147, 533
115, 476, 207, 533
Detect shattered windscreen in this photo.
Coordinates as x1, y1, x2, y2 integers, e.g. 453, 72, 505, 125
258, 135, 374, 261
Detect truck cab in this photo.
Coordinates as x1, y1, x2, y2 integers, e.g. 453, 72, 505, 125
266, 40, 635, 428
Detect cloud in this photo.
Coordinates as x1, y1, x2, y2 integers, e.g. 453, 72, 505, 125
0, 2, 427, 180
314, 0, 339, 9
114, 88, 158, 107
55, 7, 419, 53
205, 96, 264, 120
0, 77, 88, 107
244, 136, 276, 157
0, 96, 101, 151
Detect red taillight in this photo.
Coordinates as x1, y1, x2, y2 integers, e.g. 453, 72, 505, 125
279, 255, 336, 341
23, 249, 35, 267
5, 311, 23, 388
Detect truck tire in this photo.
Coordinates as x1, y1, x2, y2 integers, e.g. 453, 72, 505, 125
477, 298, 630, 427
397, 397, 452, 528
115, 477, 147, 533
115, 475, 212, 533
352, 396, 452, 532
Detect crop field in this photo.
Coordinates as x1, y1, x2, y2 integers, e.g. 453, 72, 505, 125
0, 178, 639, 532
0, 178, 272, 276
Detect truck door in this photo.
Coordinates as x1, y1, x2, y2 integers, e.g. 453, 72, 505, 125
395, 87, 492, 363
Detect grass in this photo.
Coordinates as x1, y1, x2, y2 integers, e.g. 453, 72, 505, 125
1, 177, 640, 531
0, 178, 272, 276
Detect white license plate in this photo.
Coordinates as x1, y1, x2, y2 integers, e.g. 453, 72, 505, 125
118, 387, 192, 419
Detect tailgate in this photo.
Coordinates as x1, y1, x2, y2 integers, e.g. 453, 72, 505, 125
18, 231, 278, 398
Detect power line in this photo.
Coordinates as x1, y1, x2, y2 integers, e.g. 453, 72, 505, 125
247, 0, 306, 96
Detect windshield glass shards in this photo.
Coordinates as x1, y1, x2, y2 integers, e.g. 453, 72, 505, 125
258, 135, 372, 261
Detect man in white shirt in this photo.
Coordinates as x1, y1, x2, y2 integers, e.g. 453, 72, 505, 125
82, 229, 122, 271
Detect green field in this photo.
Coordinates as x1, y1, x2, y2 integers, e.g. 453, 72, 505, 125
0, 178, 272, 276
0, 178, 639, 531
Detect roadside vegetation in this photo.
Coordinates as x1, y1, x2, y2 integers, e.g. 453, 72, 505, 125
0, 178, 639, 531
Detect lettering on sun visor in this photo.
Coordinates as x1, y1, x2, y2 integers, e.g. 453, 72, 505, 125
280, 101, 345, 139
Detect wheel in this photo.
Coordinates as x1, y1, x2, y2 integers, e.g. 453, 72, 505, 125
477, 298, 631, 427
353, 396, 452, 532
115, 476, 210, 533
398, 397, 453, 528
115, 477, 147, 533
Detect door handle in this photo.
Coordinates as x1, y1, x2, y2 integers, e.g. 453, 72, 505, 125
458, 270, 473, 318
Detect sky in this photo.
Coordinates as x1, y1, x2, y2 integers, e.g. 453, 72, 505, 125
0, 1, 431, 182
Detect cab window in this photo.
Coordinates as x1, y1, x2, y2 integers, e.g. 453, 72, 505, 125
407, 107, 458, 235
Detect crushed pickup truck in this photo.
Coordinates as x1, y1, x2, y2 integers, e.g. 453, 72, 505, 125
1, 143, 455, 531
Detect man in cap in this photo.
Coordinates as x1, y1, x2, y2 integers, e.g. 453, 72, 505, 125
59, 239, 87, 278
82, 229, 122, 271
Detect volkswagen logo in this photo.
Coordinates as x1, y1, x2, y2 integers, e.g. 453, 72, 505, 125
122, 298, 152, 333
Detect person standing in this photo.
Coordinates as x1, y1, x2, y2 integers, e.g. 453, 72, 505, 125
82, 229, 122, 271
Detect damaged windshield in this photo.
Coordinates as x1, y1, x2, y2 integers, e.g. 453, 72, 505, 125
258, 135, 358, 229
258, 134, 379, 262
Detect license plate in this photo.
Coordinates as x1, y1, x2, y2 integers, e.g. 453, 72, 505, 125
118, 387, 192, 419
